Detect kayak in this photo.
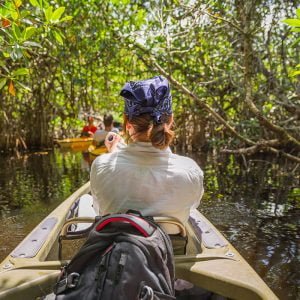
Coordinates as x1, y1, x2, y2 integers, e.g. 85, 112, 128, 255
0, 182, 278, 300
55, 137, 93, 149
87, 145, 107, 161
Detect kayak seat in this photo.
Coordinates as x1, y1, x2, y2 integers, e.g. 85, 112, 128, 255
154, 216, 187, 255
154, 216, 186, 236
69, 194, 187, 238
60, 195, 187, 257
59, 216, 188, 257
66, 194, 97, 232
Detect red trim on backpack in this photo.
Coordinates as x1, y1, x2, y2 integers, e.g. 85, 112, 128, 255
96, 217, 150, 237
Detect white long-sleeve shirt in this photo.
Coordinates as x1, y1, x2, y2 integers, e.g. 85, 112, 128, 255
90, 142, 204, 224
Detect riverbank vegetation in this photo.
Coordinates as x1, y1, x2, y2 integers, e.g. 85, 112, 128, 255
1, 0, 299, 162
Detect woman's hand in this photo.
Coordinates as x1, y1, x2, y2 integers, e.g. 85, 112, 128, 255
105, 132, 124, 153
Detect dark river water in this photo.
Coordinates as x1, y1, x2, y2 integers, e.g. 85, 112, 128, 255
0, 148, 299, 300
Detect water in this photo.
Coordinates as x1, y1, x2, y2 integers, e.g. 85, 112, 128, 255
193, 153, 300, 300
0, 149, 89, 261
0, 149, 299, 300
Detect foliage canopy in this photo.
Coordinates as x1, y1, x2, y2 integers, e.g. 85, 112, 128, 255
0, 0, 299, 162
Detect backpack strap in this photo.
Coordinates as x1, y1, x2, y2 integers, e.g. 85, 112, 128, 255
96, 214, 155, 237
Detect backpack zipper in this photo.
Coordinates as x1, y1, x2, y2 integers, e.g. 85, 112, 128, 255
114, 252, 128, 285
95, 243, 115, 296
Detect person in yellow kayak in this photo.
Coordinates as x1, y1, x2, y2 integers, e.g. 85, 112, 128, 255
81, 116, 97, 137
90, 75, 204, 225
93, 114, 119, 147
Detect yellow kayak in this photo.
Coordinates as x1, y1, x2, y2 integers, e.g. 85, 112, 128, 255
88, 145, 107, 161
0, 182, 278, 300
56, 137, 93, 149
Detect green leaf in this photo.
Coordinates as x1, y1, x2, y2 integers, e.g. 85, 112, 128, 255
60, 15, 72, 22
0, 63, 9, 74
11, 10, 19, 20
10, 45, 23, 61
0, 78, 7, 90
291, 36, 300, 47
14, 0, 22, 8
136, 9, 145, 26
53, 30, 63, 45
23, 41, 42, 47
12, 68, 29, 76
51, 7, 65, 21
290, 70, 300, 77
29, 0, 39, 7
291, 27, 300, 32
282, 19, 300, 27
12, 23, 22, 40
44, 6, 53, 22
23, 26, 36, 40
296, 8, 300, 19
16, 80, 31, 91
20, 10, 30, 19
3, 52, 10, 58
0, 8, 5, 18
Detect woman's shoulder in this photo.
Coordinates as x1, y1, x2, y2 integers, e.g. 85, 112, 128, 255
90, 152, 120, 177
170, 153, 203, 175
93, 151, 117, 165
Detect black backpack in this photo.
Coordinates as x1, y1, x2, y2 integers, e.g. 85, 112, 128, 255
54, 211, 176, 300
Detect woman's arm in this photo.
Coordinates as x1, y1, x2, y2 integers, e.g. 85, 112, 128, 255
105, 132, 126, 153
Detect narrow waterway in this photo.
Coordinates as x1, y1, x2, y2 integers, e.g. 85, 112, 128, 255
0, 149, 299, 300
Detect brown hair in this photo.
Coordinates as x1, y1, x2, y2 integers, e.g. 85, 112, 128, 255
103, 114, 114, 127
123, 113, 174, 150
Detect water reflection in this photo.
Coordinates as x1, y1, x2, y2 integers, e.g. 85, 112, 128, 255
0, 149, 89, 262
81, 151, 93, 172
0, 150, 299, 300
188, 153, 299, 300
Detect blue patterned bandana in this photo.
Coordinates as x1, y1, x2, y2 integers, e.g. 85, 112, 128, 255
120, 75, 172, 124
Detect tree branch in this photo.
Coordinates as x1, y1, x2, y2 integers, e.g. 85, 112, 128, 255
133, 42, 255, 146
222, 145, 300, 163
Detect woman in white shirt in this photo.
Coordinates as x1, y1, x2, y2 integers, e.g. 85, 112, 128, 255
93, 114, 119, 147
90, 75, 204, 224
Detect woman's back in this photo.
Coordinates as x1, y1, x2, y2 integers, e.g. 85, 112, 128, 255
91, 142, 203, 224
90, 75, 204, 224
